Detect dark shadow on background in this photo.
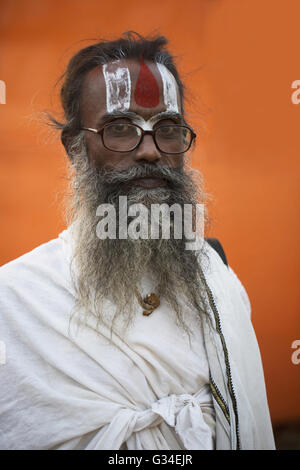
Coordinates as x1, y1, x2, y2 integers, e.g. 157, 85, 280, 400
273, 420, 300, 450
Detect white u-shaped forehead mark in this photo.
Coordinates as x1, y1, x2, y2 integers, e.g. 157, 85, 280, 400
156, 63, 179, 113
102, 61, 131, 113
130, 114, 166, 130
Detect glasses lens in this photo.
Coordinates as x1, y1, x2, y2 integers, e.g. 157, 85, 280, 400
103, 123, 141, 151
155, 126, 192, 153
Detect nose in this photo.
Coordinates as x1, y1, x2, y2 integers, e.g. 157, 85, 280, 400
133, 133, 161, 163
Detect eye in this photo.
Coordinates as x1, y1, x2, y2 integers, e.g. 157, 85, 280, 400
158, 126, 173, 134
104, 123, 141, 143
157, 126, 179, 137
108, 123, 130, 133
105, 123, 140, 137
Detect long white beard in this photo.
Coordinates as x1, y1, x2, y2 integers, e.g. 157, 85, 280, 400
65, 135, 211, 340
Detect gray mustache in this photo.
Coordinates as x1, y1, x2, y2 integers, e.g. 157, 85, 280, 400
100, 163, 185, 186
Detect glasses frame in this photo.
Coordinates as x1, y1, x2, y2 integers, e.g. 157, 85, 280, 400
81, 122, 196, 154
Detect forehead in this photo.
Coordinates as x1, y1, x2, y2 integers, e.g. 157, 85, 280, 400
80, 58, 181, 125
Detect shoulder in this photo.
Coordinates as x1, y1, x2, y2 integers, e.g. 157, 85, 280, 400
0, 230, 72, 305
1, 235, 64, 278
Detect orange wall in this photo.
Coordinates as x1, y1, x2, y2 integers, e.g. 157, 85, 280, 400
0, 0, 299, 425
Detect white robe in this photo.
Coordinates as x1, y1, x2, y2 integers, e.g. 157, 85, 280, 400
0, 228, 275, 450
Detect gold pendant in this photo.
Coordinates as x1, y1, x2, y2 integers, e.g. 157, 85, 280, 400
141, 293, 160, 316
135, 290, 160, 316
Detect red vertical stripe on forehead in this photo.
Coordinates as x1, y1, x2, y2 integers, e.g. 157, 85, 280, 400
134, 58, 160, 108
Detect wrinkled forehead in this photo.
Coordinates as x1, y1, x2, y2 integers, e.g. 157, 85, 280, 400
81, 58, 181, 119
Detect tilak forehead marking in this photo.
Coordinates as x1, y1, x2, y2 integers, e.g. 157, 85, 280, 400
102, 60, 179, 114
156, 63, 179, 113
102, 61, 131, 112
134, 57, 160, 108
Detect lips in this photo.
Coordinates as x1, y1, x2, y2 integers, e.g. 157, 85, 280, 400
129, 177, 168, 189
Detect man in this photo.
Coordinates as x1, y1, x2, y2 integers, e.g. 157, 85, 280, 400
0, 32, 275, 450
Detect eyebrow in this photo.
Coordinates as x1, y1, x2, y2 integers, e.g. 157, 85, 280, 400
96, 110, 183, 127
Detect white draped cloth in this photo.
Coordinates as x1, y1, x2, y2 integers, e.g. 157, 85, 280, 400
0, 228, 217, 450
0, 227, 275, 449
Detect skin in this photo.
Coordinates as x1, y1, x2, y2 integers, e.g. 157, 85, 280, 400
80, 59, 185, 187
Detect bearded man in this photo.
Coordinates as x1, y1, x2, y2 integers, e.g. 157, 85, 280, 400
0, 32, 275, 450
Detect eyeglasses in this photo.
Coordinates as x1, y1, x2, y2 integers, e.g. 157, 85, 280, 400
81, 122, 196, 154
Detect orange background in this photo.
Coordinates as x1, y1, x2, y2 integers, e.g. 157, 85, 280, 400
0, 0, 299, 427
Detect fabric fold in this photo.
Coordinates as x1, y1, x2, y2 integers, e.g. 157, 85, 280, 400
0, 228, 275, 450
87, 385, 214, 450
